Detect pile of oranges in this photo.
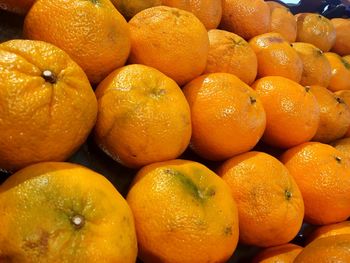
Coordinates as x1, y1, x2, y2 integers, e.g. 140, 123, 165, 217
1, 0, 350, 262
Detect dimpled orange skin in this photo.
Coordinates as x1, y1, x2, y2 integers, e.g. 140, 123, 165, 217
0, 40, 97, 172
324, 52, 350, 91
128, 6, 209, 86
291, 42, 332, 87
249, 33, 303, 82
205, 29, 258, 85
266, 1, 297, 43
111, 0, 162, 21
127, 159, 239, 263
94, 64, 191, 169
295, 13, 336, 52
0, 162, 137, 263
161, 0, 222, 30
335, 90, 350, 137
294, 234, 350, 263
252, 243, 303, 263
220, 0, 271, 40
331, 18, 350, 56
0, 0, 35, 14
218, 152, 304, 247
23, 0, 131, 85
252, 76, 320, 149
332, 138, 350, 161
310, 85, 350, 143
307, 221, 350, 244
281, 142, 350, 225
183, 73, 266, 161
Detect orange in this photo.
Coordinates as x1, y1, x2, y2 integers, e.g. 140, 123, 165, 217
324, 52, 350, 91
161, 0, 222, 30
249, 33, 303, 82
281, 142, 350, 225
205, 29, 258, 85
218, 151, 304, 247
252, 243, 303, 263
295, 13, 336, 52
291, 42, 331, 87
183, 73, 266, 161
220, 0, 271, 40
128, 6, 209, 86
126, 159, 239, 263
0, 40, 97, 172
307, 221, 350, 244
94, 64, 191, 169
23, 0, 130, 84
331, 18, 350, 56
310, 85, 350, 143
0, 162, 137, 262
344, 55, 350, 64
0, 0, 35, 14
111, 0, 161, 20
335, 89, 350, 137
252, 76, 320, 149
294, 234, 350, 263
331, 138, 350, 162
266, 1, 297, 43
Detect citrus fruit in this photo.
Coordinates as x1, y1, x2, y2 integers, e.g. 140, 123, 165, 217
0, 0, 35, 14
324, 52, 350, 91
205, 29, 258, 85
331, 137, 350, 162
0, 39, 97, 172
0, 162, 137, 262
24, 0, 130, 84
128, 6, 209, 86
307, 221, 350, 244
127, 159, 239, 263
281, 142, 350, 225
331, 18, 350, 56
334, 89, 350, 137
94, 64, 191, 168
111, 0, 161, 20
252, 243, 303, 263
218, 151, 304, 247
183, 73, 266, 161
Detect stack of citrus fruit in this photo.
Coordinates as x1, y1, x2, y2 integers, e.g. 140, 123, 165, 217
1, 0, 350, 261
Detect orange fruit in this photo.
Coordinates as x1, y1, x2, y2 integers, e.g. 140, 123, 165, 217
294, 234, 350, 263
249, 33, 303, 82
331, 18, 350, 56
183, 73, 266, 161
291, 42, 331, 87
281, 142, 350, 225
252, 76, 320, 149
0, 162, 137, 262
335, 89, 350, 137
205, 29, 258, 85
331, 138, 350, 162
295, 13, 336, 52
344, 55, 350, 64
94, 64, 191, 168
0, 40, 97, 172
128, 6, 209, 86
220, 0, 271, 40
23, 0, 130, 84
218, 151, 304, 247
111, 0, 162, 20
324, 52, 350, 91
0, 0, 35, 14
252, 243, 303, 263
266, 1, 297, 43
307, 221, 350, 244
161, 0, 222, 30
310, 85, 350, 143
127, 159, 239, 263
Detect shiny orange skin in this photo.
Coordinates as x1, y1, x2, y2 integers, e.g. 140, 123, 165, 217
266, 1, 297, 43
291, 42, 331, 87
0, 40, 97, 172
220, 0, 271, 40
294, 234, 350, 263
94, 64, 191, 168
324, 52, 350, 91
161, 0, 222, 29
331, 137, 350, 162
331, 18, 350, 56
252, 76, 320, 149
127, 159, 239, 263
307, 221, 350, 244
252, 243, 303, 263
205, 29, 258, 85
0, 0, 35, 14
218, 152, 304, 247
295, 13, 336, 52
183, 73, 266, 161
111, 0, 162, 20
128, 6, 209, 86
310, 85, 350, 143
24, 0, 130, 84
249, 33, 303, 82
281, 142, 350, 225
0, 162, 137, 262
335, 89, 350, 137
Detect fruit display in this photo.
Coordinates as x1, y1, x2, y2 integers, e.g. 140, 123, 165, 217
1, 0, 350, 262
